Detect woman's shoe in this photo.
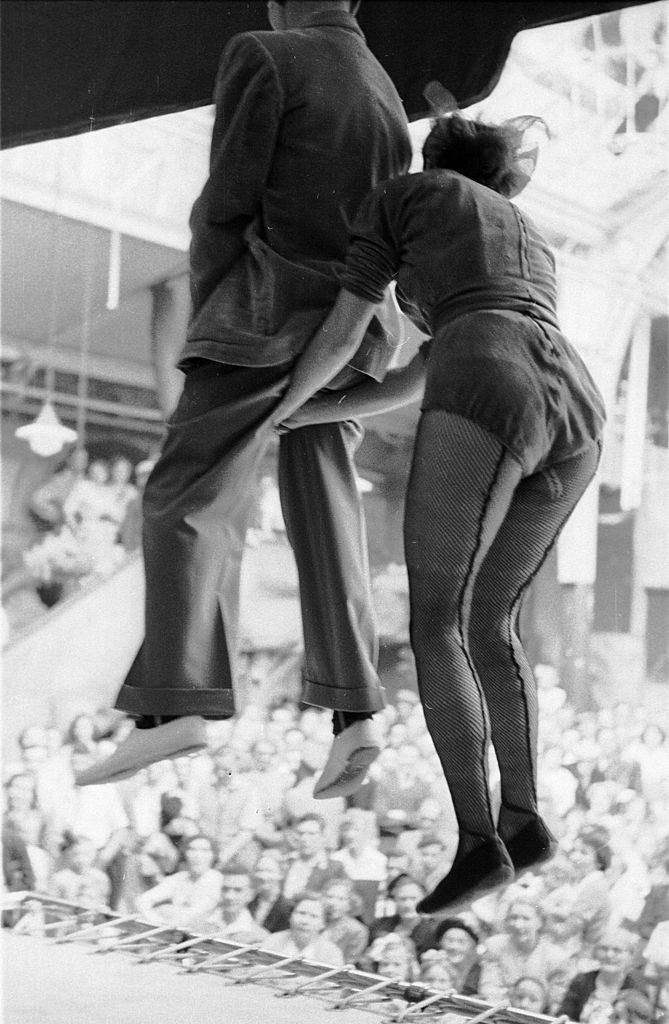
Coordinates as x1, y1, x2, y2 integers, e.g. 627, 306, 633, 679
74, 716, 208, 786
503, 814, 558, 873
416, 836, 514, 914
313, 718, 382, 800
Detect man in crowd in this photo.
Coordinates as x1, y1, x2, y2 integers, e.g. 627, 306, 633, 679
77, 0, 412, 796
282, 814, 346, 901
205, 864, 269, 942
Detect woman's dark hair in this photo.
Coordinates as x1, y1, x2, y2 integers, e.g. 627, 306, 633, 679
577, 825, 612, 871
433, 916, 480, 946
422, 115, 524, 197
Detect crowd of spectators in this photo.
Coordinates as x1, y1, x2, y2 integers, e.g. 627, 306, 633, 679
3, 670, 668, 1021
23, 448, 154, 605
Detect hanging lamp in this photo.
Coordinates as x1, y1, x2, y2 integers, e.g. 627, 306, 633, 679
15, 141, 78, 458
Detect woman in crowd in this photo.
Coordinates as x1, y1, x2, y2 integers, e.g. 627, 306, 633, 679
569, 825, 614, 953
133, 833, 222, 931
429, 916, 481, 995
558, 928, 647, 1024
478, 896, 569, 1002
262, 892, 344, 965
321, 876, 370, 964
268, 111, 605, 912
510, 976, 550, 1013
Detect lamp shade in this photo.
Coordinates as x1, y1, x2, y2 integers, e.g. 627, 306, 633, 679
15, 400, 78, 457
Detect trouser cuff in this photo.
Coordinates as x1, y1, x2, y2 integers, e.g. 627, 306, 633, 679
301, 678, 385, 714
115, 683, 236, 720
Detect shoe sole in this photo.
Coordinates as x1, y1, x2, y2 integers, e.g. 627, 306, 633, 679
417, 863, 515, 915
313, 745, 379, 800
75, 741, 207, 787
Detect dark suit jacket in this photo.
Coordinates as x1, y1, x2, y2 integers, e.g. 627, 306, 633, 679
558, 970, 647, 1021
368, 914, 436, 957
185, 9, 411, 374
248, 893, 293, 934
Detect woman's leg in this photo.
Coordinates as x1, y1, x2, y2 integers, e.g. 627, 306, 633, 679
403, 412, 522, 910
469, 444, 601, 868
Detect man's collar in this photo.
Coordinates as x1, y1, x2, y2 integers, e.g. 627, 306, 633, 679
298, 10, 364, 40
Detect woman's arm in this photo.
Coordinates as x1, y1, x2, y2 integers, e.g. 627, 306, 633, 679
281, 349, 426, 429
265, 290, 378, 429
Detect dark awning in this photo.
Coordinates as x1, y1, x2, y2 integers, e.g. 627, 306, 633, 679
1, 1, 651, 149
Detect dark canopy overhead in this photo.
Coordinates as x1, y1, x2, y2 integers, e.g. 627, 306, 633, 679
1, 0, 650, 149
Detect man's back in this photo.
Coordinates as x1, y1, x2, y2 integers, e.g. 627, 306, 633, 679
187, 7, 411, 366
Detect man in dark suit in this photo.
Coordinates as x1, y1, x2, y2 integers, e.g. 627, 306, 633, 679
247, 851, 294, 933
365, 874, 436, 959
77, 0, 411, 795
282, 814, 347, 902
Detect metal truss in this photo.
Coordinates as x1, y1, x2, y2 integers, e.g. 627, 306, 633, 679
3, 892, 573, 1024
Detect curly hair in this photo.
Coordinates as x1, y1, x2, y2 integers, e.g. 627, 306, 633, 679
422, 115, 526, 197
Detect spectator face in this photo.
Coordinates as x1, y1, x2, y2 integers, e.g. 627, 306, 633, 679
641, 725, 665, 748
5, 774, 37, 811
88, 460, 109, 484
595, 931, 634, 976
542, 907, 579, 942
419, 842, 443, 875
221, 873, 253, 916
506, 902, 541, 945
253, 855, 283, 893
290, 898, 324, 940
183, 838, 214, 877
323, 883, 351, 921
387, 852, 411, 879
378, 945, 413, 980
511, 978, 546, 1012
569, 838, 598, 875
439, 927, 476, 965
393, 881, 424, 919
416, 800, 441, 832
341, 818, 368, 852
70, 839, 97, 873
295, 818, 325, 858
19, 727, 49, 765
71, 715, 96, 745
421, 961, 454, 987
388, 724, 408, 749
111, 458, 132, 485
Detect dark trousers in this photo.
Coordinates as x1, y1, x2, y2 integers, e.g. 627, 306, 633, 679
116, 360, 384, 718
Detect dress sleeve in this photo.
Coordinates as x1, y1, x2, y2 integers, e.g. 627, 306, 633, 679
341, 184, 403, 304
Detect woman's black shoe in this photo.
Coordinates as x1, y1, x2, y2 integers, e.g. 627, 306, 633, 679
416, 836, 514, 914
504, 815, 558, 872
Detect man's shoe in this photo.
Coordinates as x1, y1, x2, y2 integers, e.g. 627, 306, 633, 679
313, 719, 382, 800
74, 716, 208, 787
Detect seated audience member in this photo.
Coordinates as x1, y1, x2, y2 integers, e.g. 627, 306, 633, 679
627, 835, 669, 942
2, 824, 35, 892
372, 743, 433, 831
262, 893, 344, 965
282, 814, 346, 902
321, 877, 370, 964
558, 928, 647, 1024
373, 846, 412, 919
478, 897, 569, 1002
541, 887, 587, 974
248, 851, 293, 933
367, 874, 435, 960
6, 810, 51, 891
331, 808, 387, 920
134, 834, 222, 931
414, 834, 450, 893
510, 976, 550, 1014
199, 749, 262, 870
28, 447, 89, 530
49, 836, 111, 907
569, 825, 614, 953
612, 990, 657, 1024
205, 865, 269, 942
419, 950, 457, 990
366, 932, 420, 981
429, 917, 481, 995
